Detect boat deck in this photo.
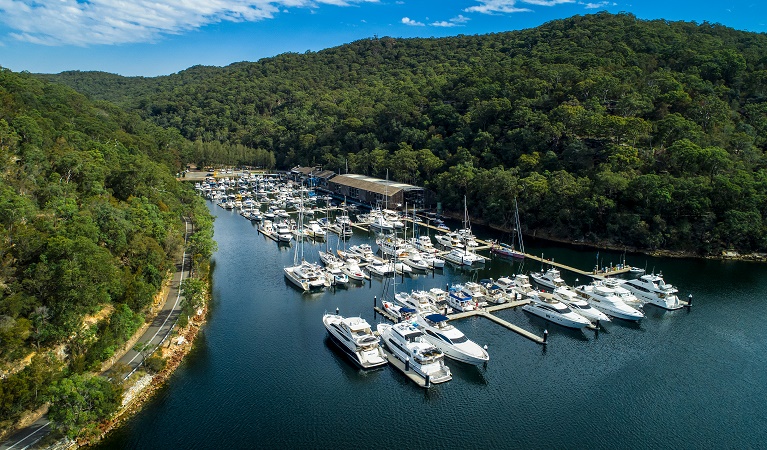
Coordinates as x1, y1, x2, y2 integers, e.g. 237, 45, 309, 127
380, 347, 432, 388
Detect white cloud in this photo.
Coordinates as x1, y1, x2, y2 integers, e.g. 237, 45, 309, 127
0, 0, 379, 46
580, 1, 610, 8
401, 17, 425, 26
465, 0, 574, 14
430, 14, 470, 27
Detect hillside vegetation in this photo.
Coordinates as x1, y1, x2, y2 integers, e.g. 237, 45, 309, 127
47, 12, 767, 255
0, 67, 213, 433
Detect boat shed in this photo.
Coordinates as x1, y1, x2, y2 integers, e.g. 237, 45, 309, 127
290, 166, 337, 188
326, 174, 431, 209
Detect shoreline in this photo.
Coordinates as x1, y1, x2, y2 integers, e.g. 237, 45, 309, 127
439, 210, 767, 263
83, 305, 208, 447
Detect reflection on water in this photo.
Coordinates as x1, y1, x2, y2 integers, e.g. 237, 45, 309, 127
97, 201, 767, 450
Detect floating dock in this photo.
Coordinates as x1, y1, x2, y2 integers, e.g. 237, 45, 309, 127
380, 347, 433, 388
447, 300, 547, 344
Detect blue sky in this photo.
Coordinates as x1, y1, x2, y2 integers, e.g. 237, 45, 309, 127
0, 0, 764, 77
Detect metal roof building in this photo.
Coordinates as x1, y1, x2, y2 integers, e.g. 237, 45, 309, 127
327, 174, 430, 209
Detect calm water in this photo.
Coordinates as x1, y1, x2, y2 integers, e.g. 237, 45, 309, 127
98, 203, 767, 449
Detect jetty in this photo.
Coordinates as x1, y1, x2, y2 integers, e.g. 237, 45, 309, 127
399, 216, 632, 278
376, 298, 548, 345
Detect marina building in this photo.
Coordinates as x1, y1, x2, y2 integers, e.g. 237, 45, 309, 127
290, 167, 433, 210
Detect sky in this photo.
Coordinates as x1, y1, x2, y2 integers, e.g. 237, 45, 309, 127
0, 0, 764, 77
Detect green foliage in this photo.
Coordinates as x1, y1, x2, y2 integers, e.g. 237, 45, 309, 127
44, 13, 767, 254
0, 66, 214, 432
0, 353, 62, 423
46, 374, 121, 439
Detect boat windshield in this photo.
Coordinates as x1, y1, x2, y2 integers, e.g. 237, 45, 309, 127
404, 331, 424, 342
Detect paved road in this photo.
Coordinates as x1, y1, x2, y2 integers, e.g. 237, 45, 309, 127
1, 219, 191, 450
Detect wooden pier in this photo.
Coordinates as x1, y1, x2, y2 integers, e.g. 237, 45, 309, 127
447, 299, 547, 344
400, 217, 631, 279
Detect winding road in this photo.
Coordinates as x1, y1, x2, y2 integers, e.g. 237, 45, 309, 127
1, 218, 192, 450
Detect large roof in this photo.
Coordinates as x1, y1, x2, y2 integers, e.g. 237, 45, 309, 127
330, 174, 420, 195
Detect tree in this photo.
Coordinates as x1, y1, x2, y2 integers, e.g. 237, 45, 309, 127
47, 374, 122, 439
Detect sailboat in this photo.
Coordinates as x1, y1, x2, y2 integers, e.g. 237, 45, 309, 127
490, 197, 525, 260
284, 187, 331, 291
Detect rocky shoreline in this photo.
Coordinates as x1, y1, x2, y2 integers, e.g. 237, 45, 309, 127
76, 306, 208, 448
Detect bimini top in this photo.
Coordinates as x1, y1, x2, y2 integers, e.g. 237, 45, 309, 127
424, 313, 450, 323
400, 306, 417, 314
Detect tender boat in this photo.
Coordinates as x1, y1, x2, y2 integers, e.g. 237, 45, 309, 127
621, 273, 683, 310
377, 322, 452, 386
530, 268, 567, 289
414, 314, 489, 365
522, 292, 592, 329
575, 283, 644, 321
553, 286, 611, 324
323, 314, 388, 369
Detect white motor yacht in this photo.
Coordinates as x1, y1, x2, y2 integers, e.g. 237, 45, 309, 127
457, 282, 488, 306
414, 313, 489, 365
522, 292, 592, 329
377, 322, 452, 386
381, 300, 416, 321
434, 232, 464, 250
553, 286, 611, 324
575, 283, 644, 321
323, 314, 388, 369
275, 222, 293, 242
511, 274, 538, 299
284, 261, 330, 291
443, 248, 485, 266
446, 286, 476, 312
402, 251, 431, 271
410, 235, 438, 254
258, 220, 279, 241
530, 268, 567, 289
306, 220, 327, 240
341, 261, 367, 281
621, 273, 683, 310
395, 291, 440, 315
600, 278, 642, 307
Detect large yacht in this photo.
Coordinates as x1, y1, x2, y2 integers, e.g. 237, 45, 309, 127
575, 283, 644, 321
522, 292, 592, 329
443, 248, 485, 266
621, 273, 684, 310
553, 286, 611, 324
323, 314, 388, 369
414, 314, 489, 365
530, 268, 567, 289
377, 322, 452, 386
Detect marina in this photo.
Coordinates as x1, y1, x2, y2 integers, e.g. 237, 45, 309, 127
96, 196, 767, 450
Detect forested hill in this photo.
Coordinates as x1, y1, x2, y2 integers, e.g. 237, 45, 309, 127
46, 12, 767, 255
0, 67, 210, 426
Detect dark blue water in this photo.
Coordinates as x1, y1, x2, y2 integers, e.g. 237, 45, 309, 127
98, 203, 767, 449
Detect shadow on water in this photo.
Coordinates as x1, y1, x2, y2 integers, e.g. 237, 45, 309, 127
521, 311, 591, 342
323, 337, 386, 382
449, 361, 489, 386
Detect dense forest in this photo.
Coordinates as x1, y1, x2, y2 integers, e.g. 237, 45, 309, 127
46, 12, 767, 255
0, 67, 214, 436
